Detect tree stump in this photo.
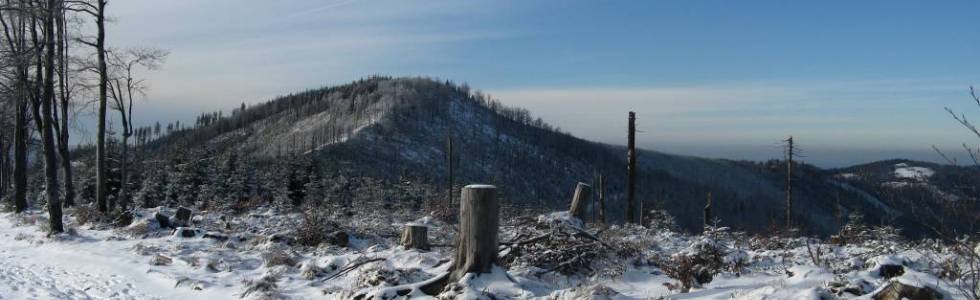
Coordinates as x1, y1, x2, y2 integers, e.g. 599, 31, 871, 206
420, 184, 500, 295
452, 185, 499, 277
569, 182, 591, 221
400, 225, 429, 250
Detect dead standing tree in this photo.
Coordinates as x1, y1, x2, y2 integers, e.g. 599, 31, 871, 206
626, 111, 637, 224
783, 136, 801, 230
704, 191, 712, 230
597, 173, 606, 224
106, 47, 168, 210
446, 131, 454, 207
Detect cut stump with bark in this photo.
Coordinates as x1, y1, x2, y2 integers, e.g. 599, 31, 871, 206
452, 184, 499, 277
400, 225, 429, 250
421, 184, 500, 295
569, 182, 591, 221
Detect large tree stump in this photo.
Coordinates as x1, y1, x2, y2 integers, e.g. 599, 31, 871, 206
420, 184, 500, 295
452, 185, 499, 278
400, 224, 429, 250
569, 182, 592, 221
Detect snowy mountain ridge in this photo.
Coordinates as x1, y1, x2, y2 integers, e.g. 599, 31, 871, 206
124, 77, 978, 238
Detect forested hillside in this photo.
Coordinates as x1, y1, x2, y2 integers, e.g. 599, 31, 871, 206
60, 76, 976, 237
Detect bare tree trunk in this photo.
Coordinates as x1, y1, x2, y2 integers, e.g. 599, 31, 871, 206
451, 185, 499, 280
0, 133, 4, 200
0, 131, 7, 201
598, 173, 605, 224
12, 89, 28, 213
400, 224, 429, 250
56, 4, 72, 208
704, 191, 712, 231
569, 182, 591, 221
119, 133, 128, 209
446, 132, 454, 208
626, 111, 637, 223
785, 136, 794, 229
41, 0, 63, 233
0, 132, 10, 199
0, 0, 31, 214
94, 0, 107, 214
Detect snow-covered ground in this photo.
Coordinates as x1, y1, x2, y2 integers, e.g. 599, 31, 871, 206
894, 163, 935, 181
0, 213, 232, 300
0, 206, 974, 299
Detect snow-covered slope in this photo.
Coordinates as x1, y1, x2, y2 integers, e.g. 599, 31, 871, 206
127, 77, 976, 237
0, 205, 973, 299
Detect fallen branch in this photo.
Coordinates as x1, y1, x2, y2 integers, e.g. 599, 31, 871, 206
500, 233, 550, 246
535, 250, 593, 276
567, 225, 613, 249
323, 257, 386, 281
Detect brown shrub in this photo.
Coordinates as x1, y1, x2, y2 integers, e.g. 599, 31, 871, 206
262, 250, 297, 268
654, 241, 726, 293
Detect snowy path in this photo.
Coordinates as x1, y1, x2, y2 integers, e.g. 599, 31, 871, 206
0, 214, 234, 300
0, 249, 150, 300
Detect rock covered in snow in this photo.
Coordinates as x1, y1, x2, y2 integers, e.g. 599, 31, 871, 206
869, 255, 907, 279
172, 227, 203, 238
174, 207, 192, 227
150, 254, 173, 266
154, 212, 172, 229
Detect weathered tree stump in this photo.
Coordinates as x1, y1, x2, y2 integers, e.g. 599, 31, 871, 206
569, 182, 592, 221
452, 184, 499, 277
420, 184, 501, 295
400, 224, 429, 250
872, 280, 942, 300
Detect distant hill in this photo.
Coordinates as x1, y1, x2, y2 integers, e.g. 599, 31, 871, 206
108, 76, 977, 237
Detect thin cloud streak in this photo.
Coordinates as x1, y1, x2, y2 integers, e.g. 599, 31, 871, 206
490, 78, 976, 166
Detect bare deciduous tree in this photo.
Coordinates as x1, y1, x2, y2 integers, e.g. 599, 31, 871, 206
65, 0, 108, 213
106, 47, 167, 210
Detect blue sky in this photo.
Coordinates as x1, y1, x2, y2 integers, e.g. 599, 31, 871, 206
97, 0, 980, 167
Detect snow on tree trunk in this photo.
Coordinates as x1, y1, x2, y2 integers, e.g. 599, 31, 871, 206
451, 184, 499, 279
400, 224, 429, 250
569, 182, 591, 221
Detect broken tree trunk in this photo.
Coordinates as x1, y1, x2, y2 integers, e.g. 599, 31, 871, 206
569, 182, 591, 221
598, 173, 606, 224
626, 111, 637, 223
400, 224, 429, 250
704, 192, 712, 230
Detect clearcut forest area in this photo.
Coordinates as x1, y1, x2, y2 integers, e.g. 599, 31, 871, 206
0, 1, 979, 300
